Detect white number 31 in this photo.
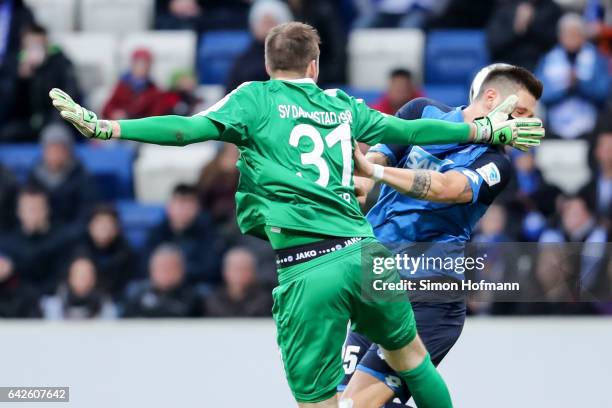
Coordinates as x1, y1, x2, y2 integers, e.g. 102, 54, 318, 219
289, 123, 352, 188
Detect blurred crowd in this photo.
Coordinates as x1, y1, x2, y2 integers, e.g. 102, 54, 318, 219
1, 0, 612, 319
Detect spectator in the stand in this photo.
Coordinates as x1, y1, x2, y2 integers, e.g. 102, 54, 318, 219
0, 0, 34, 124
205, 247, 271, 317
540, 195, 607, 244
152, 70, 204, 116
7, 185, 73, 294
225, 0, 293, 93
102, 48, 161, 120
41, 255, 116, 320
527, 198, 605, 314
0, 165, 18, 232
27, 123, 98, 226
427, 0, 494, 29
537, 13, 610, 139
580, 121, 612, 217
353, 0, 450, 29
145, 184, 222, 284
0, 23, 80, 142
123, 244, 201, 317
0, 0, 34, 63
469, 204, 512, 315
76, 205, 136, 301
154, 0, 203, 32
199, 0, 251, 30
501, 149, 561, 241
288, 0, 347, 85
487, 0, 562, 71
0, 252, 41, 318
372, 68, 421, 115
198, 143, 239, 226
584, 0, 612, 56
473, 204, 510, 243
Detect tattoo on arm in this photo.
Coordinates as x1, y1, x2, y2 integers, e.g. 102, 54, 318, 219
408, 170, 432, 199
461, 180, 472, 196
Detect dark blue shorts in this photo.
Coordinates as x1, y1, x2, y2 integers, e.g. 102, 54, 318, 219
338, 301, 466, 404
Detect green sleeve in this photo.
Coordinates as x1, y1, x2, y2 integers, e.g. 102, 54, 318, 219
118, 115, 223, 146
119, 82, 259, 146
351, 97, 471, 145
379, 115, 471, 145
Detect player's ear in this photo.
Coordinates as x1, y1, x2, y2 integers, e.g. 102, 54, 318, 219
307, 58, 319, 82
484, 88, 498, 111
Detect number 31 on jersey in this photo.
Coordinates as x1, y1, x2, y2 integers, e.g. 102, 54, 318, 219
289, 123, 352, 188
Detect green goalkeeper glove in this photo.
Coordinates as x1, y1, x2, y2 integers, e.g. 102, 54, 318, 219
473, 95, 545, 152
49, 88, 114, 140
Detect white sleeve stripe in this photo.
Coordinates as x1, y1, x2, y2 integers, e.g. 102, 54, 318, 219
195, 81, 252, 117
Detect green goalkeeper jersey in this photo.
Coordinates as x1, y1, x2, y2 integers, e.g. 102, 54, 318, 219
199, 78, 384, 241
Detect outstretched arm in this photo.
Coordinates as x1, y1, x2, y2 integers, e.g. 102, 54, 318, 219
358, 95, 544, 151
117, 115, 223, 146
353, 148, 473, 203
49, 88, 223, 146
380, 115, 475, 146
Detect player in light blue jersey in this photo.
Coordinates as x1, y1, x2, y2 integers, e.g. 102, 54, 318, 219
338, 65, 544, 407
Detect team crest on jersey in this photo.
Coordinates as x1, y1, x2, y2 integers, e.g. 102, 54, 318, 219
476, 162, 501, 186
404, 146, 453, 171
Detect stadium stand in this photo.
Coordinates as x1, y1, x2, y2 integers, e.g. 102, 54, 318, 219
0, 144, 40, 181
536, 139, 592, 194
197, 30, 252, 85
336, 86, 383, 105
423, 84, 469, 107
75, 144, 136, 200
115, 199, 165, 249
52, 33, 118, 107
134, 142, 217, 203
0, 143, 135, 200
118, 31, 197, 89
348, 29, 425, 90
24, 0, 76, 32
425, 30, 489, 87
2, 0, 610, 323
80, 0, 154, 33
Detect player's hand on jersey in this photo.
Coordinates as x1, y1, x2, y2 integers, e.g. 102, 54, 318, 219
49, 88, 114, 140
353, 145, 377, 206
354, 176, 375, 206
473, 95, 545, 152
353, 143, 374, 178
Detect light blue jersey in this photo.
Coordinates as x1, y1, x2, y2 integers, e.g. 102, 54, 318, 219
367, 98, 512, 279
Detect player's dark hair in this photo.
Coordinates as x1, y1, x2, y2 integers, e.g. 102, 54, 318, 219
479, 66, 543, 100
390, 68, 412, 80
172, 183, 198, 198
19, 183, 47, 198
265, 22, 321, 75
23, 22, 47, 38
89, 204, 119, 222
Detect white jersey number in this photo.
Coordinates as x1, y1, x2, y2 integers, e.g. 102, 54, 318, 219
289, 123, 352, 188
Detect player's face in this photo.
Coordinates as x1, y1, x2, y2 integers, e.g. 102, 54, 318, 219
511, 89, 537, 118
485, 88, 536, 118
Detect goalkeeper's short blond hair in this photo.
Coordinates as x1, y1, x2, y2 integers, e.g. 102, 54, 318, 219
265, 22, 321, 76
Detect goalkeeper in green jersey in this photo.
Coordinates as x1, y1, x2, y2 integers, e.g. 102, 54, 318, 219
50, 22, 544, 408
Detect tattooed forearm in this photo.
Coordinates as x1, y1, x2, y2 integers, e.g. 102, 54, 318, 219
408, 170, 432, 199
